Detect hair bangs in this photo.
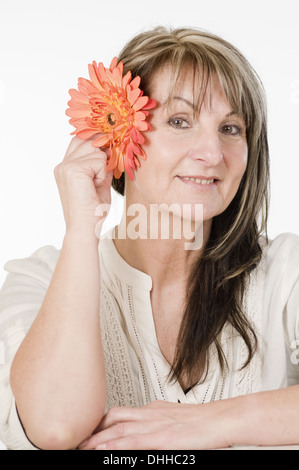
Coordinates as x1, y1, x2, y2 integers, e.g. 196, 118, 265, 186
155, 46, 249, 128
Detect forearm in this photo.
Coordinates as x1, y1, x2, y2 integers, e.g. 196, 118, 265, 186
223, 385, 299, 448
78, 385, 299, 450
10, 228, 106, 449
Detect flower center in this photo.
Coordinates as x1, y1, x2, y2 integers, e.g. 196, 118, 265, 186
89, 90, 134, 137
87, 86, 137, 149
107, 113, 117, 126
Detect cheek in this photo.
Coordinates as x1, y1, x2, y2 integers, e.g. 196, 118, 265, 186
138, 132, 181, 182
227, 143, 248, 182
222, 145, 248, 206
143, 130, 181, 164
238, 147, 248, 179
132, 138, 170, 200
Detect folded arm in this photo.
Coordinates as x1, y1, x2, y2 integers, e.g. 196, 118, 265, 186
80, 385, 299, 450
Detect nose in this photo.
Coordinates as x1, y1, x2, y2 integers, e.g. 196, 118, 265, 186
188, 128, 223, 166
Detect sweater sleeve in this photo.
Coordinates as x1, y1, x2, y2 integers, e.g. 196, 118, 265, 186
0, 246, 59, 450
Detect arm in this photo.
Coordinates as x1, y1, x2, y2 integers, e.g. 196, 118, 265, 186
10, 137, 112, 450
79, 386, 299, 450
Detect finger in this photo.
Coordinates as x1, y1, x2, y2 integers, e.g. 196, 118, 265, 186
65, 140, 102, 162
94, 402, 176, 434
56, 152, 107, 174
94, 430, 170, 451
79, 422, 133, 450
82, 155, 108, 182
69, 152, 108, 168
80, 419, 162, 450
94, 169, 113, 190
80, 404, 168, 450
64, 136, 85, 156
98, 407, 154, 432
54, 155, 109, 191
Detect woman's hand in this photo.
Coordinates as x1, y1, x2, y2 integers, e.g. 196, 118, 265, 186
79, 400, 237, 450
54, 136, 113, 235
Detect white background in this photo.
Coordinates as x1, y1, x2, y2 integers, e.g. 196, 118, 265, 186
0, 0, 298, 450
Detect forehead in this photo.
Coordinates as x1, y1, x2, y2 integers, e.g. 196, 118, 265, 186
150, 64, 195, 98
149, 64, 233, 113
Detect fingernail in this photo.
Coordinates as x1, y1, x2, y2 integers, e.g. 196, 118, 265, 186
96, 443, 107, 450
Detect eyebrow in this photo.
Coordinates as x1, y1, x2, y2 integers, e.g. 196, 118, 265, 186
172, 96, 236, 117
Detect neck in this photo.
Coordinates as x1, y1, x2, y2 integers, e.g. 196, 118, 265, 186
113, 197, 212, 291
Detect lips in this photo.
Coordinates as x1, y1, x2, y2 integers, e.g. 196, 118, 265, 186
178, 175, 220, 183
181, 176, 215, 184
175, 175, 220, 192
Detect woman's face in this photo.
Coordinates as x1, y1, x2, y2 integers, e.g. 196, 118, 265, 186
127, 65, 248, 223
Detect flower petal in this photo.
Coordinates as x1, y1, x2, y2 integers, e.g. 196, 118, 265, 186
130, 76, 141, 89
66, 107, 91, 119
97, 62, 108, 84
76, 128, 100, 139
114, 167, 123, 179
109, 57, 118, 71
68, 88, 90, 105
134, 156, 142, 168
143, 99, 157, 110
90, 62, 108, 91
134, 120, 149, 132
129, 127, 145, 144
127, 87, 141, 106
134, 111, 147, 121
107, 158, 117, 172
93, 134, 110, 147
124, 157, 135, 180
122, 71, 132, 89
130, 141, 146, 159
133, 95, 150, 111
78, 77, 98, 95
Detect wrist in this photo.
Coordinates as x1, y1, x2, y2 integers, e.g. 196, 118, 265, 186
63, 226, 101, 248
219, 393, 261, 448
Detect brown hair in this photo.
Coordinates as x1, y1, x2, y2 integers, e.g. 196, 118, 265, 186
114, 26, 269, 385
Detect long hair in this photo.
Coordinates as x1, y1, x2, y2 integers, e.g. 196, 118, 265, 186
113, 26, 270, 385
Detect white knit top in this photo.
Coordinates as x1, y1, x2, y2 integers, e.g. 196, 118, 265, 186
0, 230, 299, 449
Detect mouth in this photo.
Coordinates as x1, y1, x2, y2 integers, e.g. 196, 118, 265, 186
181, 176, 215, 184
177, 175, 220, 188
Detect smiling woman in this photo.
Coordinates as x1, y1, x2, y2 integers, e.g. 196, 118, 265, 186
0, 26, 299, 451
113, 28, 267, 387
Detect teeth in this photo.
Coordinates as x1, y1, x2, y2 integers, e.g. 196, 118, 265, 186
182, 177, 215, 184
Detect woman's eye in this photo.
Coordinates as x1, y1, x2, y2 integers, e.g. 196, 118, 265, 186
220, 124, 242, 136
168, 117, 190, 128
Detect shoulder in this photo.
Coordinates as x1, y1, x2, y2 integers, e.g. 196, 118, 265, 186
260, 233, 299, 301
3, 245, 60, 287
264, 232, 299, 257
263, 232, 299, 274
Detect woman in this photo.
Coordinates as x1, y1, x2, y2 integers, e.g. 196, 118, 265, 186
1, 26, 299, 450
